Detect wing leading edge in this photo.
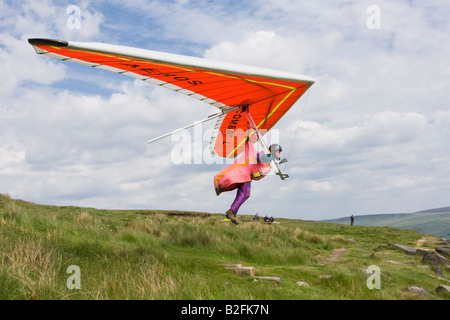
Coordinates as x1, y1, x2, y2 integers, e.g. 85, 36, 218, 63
28, 38, 315, 158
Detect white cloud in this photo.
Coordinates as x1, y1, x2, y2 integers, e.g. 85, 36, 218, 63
0, 34, 66, 96
4, 0, 104, 41
0, 143, 26, 168
1, 1, 450, 220
204, 30, 316, 75
62, 2, 104, 41
288, 111, 427, 156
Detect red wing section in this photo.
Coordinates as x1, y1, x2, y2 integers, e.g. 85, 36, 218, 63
29, 39, 314, 158
215, 83, 310, 158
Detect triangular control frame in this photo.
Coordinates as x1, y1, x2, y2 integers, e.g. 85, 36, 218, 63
241, 106, 289, 180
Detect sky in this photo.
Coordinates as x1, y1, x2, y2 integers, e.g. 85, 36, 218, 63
1, 0, 449, 220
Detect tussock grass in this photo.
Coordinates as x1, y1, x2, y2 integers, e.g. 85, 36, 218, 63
1, 194, 448, 300
2, 239, 63, 299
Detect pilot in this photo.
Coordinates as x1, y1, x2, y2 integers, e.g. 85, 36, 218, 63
215, 142, 282, 225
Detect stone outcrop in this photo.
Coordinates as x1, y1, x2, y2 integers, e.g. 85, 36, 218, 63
435, 285, 450, 294
222, 264, 255, 277
391, 240, 450, 297
421, 250, 450, 266
406, 286, 433, 297
391, 243, 417, 255
390, 242, 450, 266
255, 276, 281, 283
436, 247, 450, 258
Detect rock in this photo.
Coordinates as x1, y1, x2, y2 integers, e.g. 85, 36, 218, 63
222, 264, 255, 277
296, 281, 310, 287
432, 265, 443, 277
415, 248, 429, 256
421, 250, 450, 266
435, 285, 450, 294
436, 247, 450, 258
391, 243, 417, 255
234, 267, 255, 277
407, 286, 433, 297
254, 276, 281, 283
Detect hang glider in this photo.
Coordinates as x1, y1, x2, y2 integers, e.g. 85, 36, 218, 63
28, 38, 315, 178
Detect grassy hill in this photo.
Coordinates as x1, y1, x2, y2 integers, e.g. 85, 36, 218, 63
1, 193, 449, 301
323, 210, 450, 238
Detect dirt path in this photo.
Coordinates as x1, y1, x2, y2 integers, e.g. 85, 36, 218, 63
416, 236, 434, 247
319, 248, 347, 264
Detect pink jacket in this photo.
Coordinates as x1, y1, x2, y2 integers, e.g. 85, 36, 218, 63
214, 139, 271, 195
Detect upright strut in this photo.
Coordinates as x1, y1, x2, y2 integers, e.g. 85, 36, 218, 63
241, 107, 289, 180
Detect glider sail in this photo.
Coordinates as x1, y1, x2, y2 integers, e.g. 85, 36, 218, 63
28, 38, 315, 159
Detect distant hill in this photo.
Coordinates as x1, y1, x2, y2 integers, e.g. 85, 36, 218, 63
415, 206, 450, 214
323, 208, 450, 238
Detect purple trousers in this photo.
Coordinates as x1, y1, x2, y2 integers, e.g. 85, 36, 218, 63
230, 181, 251, 215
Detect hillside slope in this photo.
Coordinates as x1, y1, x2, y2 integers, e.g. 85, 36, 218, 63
416, 207, 450, 214
323, 211, 450, 238
1, 194, 449, 301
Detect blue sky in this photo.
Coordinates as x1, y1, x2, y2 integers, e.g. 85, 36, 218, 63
1, 0, 450, 220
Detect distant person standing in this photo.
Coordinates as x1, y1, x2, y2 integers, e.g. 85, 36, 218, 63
350, 214, 355, 226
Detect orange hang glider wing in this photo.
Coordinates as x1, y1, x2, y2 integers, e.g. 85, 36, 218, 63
28, 38, 315, 158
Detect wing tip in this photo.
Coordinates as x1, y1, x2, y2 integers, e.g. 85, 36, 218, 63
28, 38, 69, 47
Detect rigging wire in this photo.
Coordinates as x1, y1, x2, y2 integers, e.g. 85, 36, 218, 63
283, 88, 311, 171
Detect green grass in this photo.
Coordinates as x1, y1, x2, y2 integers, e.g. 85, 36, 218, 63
1, 193, 449, 300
